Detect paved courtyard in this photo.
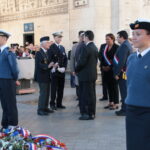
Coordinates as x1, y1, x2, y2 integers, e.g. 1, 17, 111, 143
0, 81, 126, 150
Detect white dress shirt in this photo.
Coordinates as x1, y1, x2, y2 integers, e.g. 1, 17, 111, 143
137, 47, 150, 57
86, 41, 93, 46
0, 44, 8, 52
41, 47, 47, 53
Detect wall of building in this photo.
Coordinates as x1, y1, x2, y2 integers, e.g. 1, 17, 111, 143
0, 0, 150, 50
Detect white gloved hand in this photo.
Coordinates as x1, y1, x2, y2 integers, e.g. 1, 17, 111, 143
51, 67, 56, 73
58, 67, 65, 73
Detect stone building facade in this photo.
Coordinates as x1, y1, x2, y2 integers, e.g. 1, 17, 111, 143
0, 0, 150, 49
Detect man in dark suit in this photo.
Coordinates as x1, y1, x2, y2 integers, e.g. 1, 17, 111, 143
75, 30, 98, 120
34, 36, 54, 116
0, 30, 19, 129
74, 31, 86, 110
48, 32, 67, 110
113, 31, 132, 116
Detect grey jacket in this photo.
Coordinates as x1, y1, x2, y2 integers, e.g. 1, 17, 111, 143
70, 43, 78, 73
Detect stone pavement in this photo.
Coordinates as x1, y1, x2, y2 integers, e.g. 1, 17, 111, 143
0, 82, 126, 150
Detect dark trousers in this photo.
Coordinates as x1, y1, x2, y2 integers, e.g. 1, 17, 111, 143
107, 79, 119, 104
70, 74, 75, 88
118, 79, 127, 112
0, 79, 18, 128
50, 75, 65, 107
76, 85, 79, 99
38, 82, 50, 111
101, 71, 108, 99
79, 81, 96, 116
126, 105, 150, 150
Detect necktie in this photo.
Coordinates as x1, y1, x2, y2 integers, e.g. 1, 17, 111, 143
58, 45, 62, 52
0, 49, 1, 53
138, 54, 142, 58
58, 45, 60, 49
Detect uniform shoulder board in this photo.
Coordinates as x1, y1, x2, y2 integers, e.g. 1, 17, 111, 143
8, 49, 13, 54
132, 51, 137, 54
8, 49, 16, 56
8, 50, 12, 53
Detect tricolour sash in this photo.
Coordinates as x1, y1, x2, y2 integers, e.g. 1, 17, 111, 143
113, 54, 119, 65
103, 45, 112, 66
114, 54, 127, 80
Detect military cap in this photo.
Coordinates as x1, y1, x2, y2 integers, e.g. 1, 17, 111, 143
40, 36, 50, 43
0, 29, 11, 38
130, 19, 150, 31
10, 43, 19, 48
52, 31, 63, 37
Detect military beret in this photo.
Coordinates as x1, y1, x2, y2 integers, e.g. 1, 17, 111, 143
40, 36, 50, 43
130, 19, 150, 31
0, 29, 11, 38
52, 31, 63, 37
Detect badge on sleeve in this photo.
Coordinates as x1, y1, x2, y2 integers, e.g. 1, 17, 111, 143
144, 65, 148, 69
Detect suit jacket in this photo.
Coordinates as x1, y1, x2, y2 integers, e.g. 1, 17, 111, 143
48, 43, 67, 78
70, 43, 78, 73
75, 42, 98, 82
99, 43, 119, 68
34, 48, 50, 83
75, 41, 86, 63
98, 43, 119, 81
113, 40, 132, 77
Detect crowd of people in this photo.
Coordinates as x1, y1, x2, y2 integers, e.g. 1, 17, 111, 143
1, 18, 150, 150
10, 43, 40, 59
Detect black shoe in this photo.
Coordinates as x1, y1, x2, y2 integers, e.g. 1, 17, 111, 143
79, 114, 89, 120
51, 106, 57, 110
109, 106, 119, 110
99, 97, 108, 101
57, 105, 66, 109
88, 115, 95, 120
45, 108, 54, 113
104, 105, 111, 109
37, 111, 49, 116
115, 110, 126, 116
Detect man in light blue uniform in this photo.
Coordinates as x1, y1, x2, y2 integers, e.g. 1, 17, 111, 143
0, 30, 19, 129
126, 19, 150, 150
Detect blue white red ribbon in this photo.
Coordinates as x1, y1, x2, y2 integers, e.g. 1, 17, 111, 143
33, 134, 58, 145
46, 145, 64, 150
114, 55, 119, 65
103, 45, 112, 66
27, 143, 37, 150
20, 128, 31, 138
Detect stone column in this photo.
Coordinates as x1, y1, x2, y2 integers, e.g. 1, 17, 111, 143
111, 0, 119, 34
68, 0, 96, 48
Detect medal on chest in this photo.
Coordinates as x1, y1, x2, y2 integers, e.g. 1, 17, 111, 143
44, 58, 47, 64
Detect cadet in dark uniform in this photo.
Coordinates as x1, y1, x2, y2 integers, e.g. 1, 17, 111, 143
48, 32, 67, 110
75, 30, 98, 120
113, 31, 132, 116
0, 30, 19, 129
34, 36, 54, 116
126, 19, 150, 150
